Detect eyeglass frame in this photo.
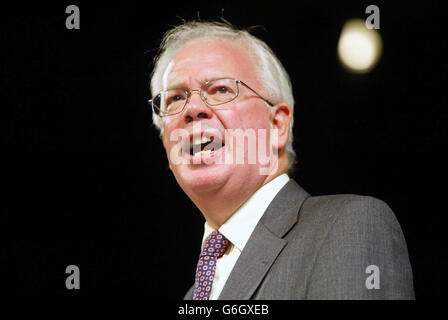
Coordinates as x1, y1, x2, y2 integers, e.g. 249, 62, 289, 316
148, 77, 275, 117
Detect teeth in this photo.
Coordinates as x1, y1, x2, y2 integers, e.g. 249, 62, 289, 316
191, 135, 213, 147
193, 150, 211, 157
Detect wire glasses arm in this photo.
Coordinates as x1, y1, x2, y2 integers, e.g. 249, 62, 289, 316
237, 80, 274, 107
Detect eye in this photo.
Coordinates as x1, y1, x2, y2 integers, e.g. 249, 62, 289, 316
171, 95, 183, 102
202, 79, 237, 104
209, 85, 234, 95
166, 93, 186, 105
217, 86, 229, 94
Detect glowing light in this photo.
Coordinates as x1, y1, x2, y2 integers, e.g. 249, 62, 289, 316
337, 19, 383, 73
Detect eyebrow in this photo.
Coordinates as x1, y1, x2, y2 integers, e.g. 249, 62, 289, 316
166, 76, 231, 90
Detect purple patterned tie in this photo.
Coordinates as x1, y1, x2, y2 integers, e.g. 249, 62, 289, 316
193, 230, 230, 300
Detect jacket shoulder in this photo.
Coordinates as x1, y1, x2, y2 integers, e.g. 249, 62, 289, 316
299, 194, 402, 233
296, 194, 414, 299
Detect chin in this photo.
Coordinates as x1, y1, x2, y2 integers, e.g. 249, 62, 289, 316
174, 162, 233, 194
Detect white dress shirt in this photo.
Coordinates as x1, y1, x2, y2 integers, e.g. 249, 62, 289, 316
200, 173, 290, 300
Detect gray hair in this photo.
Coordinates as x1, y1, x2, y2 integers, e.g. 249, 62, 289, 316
150, 20, 296, 173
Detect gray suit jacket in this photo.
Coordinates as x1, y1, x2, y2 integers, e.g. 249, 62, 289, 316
184, 179, 415, 299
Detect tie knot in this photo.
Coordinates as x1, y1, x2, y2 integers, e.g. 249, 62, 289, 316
201, 230, 229, 258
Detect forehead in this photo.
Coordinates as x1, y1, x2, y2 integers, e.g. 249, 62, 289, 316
163, 37, 257, 89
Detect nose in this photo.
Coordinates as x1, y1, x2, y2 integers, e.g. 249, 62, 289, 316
183, 90, 213, 124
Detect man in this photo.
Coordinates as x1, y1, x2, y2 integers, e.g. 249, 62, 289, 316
148, 20, 414, 299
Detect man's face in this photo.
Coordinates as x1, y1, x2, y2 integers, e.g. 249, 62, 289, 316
161, 37, 274, 197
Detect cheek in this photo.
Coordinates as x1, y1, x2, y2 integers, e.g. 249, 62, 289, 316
216, 110, 241, 129
250, 112, 271, 129
161, 118, 181, 146
218, 103, 270, 130
162, 126, 176, 155
162, 133, 171, 158
236, 110, 271, 131
162, 115, 181, 129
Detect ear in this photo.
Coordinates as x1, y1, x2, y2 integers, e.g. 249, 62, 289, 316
269, 102, 292, 151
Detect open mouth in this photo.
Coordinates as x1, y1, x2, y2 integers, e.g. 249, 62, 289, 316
189, 135, 225, 158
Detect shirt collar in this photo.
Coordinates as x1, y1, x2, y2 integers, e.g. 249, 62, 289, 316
202, 173, 290, 251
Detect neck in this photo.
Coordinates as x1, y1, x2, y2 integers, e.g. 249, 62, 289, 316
190, 157, 288, 229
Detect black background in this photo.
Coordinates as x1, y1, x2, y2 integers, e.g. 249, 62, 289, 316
2, 1, 447, 299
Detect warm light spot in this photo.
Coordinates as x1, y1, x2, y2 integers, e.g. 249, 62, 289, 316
338, 19, 383, 73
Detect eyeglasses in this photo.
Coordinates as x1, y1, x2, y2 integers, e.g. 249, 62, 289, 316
148, 77, 274, 116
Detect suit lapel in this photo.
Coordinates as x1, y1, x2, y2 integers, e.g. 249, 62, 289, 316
218, 179, 309, 300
